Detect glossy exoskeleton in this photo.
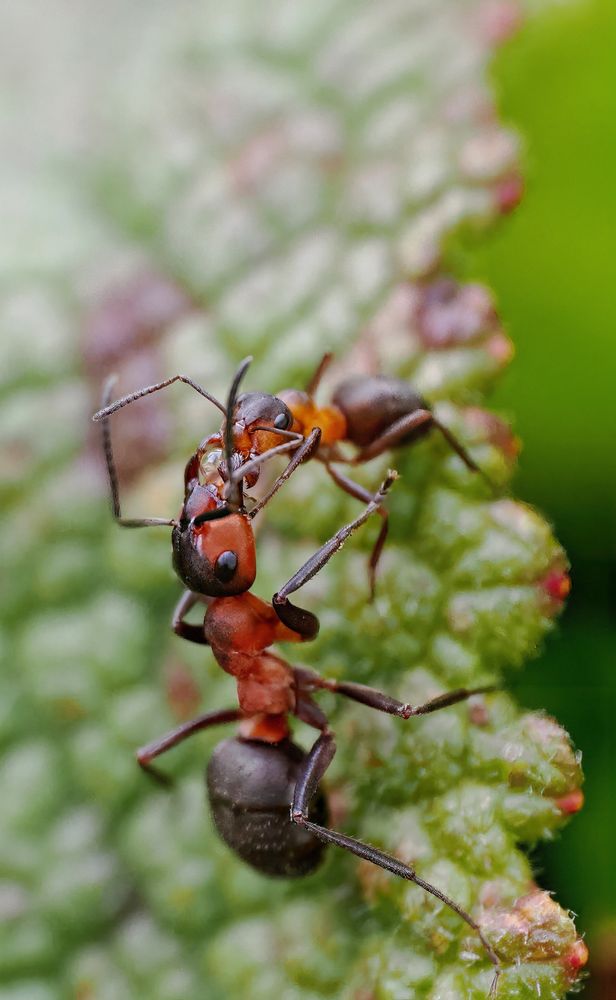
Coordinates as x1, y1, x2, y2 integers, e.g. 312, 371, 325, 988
276, 354, 493, 592
94, 352, 489, 597
207, 737, 327, 877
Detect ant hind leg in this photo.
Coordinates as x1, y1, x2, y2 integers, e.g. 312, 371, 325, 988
295, 667, 496, 721
291, 731, 501, 991
353, 409, 493, 489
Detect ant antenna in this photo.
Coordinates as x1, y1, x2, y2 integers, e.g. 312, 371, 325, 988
99, 375, 177, 528
223, 356, 253, 511
92, 375, 227, 423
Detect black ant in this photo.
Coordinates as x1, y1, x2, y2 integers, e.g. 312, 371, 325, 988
94, 354, 490, 598
96, 361, 501, 993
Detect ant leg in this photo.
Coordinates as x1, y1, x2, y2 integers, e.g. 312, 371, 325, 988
352, 409, 435, 463
98, 376, 177, 529
247, 428, 322, 519
231, 434, 309, 493
353, 409, 488, 484
92, 373, 226, 422
291, 732, 501, 992
296, 667, 496, 721
294, 685, 330, 732
325, 463, 389, 600
431, 417, 494, 488
137, 707, 241, 786
172, 589, 211, 645
306, 352, 334, 395
272, 472, 397, 638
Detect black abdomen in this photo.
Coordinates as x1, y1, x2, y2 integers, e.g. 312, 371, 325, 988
206, 738, 327, 878
332, 375, 428, 447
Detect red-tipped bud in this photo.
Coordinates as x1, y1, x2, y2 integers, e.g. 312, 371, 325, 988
540, 566, 572, 612
562, 937, 589, 978
495, 172, 525, 214
464, 407, 520, 462
554, 789, 585, 816
486, 330, 515, 365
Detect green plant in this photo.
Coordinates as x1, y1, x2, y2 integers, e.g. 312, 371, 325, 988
0, 1, 585, 997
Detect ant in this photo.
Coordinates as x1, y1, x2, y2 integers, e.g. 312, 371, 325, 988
96, 361, 501, 993
276, 351, 492, 592
94, 353, 489, 597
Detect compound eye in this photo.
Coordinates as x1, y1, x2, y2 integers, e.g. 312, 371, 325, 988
274, 411, 291, 431
214, 550, 238, 582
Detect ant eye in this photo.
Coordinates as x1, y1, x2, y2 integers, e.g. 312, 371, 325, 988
214, 550, 238, 582
274, 411, 291, 431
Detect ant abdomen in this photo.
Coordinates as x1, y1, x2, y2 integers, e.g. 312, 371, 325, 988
206, 738, 327, 877
332, 375, 429, 447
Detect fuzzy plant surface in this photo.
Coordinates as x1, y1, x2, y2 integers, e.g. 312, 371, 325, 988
0, 1, 587, 999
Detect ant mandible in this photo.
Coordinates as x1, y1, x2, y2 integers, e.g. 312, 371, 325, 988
94, 353, 490, 597
96, 361, 501, 993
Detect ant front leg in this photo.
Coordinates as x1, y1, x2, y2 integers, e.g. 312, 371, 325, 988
291, 731, 501, 994
97, 376, 177, 529
172, 589, 211, 645
241, 427, 322, 519
272, 472, 397, 638
325, 463, 389, 600
137, 708, 241, 786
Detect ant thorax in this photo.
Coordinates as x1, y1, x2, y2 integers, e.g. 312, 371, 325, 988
277, 387, 347, 448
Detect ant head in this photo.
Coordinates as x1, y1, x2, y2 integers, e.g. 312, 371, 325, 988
172, 488, 256, 597
234, 392, 294, 433
275, 388, 311, 434
233, 392, 294, 452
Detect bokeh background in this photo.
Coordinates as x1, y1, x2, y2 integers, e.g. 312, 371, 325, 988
0, 0, 614, 996
473, 2, 616, 991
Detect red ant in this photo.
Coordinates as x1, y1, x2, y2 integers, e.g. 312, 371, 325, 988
94, 353, 489, 598
96, 360, 501, 992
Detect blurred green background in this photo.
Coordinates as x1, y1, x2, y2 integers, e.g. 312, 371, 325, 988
473, 0, 616, 985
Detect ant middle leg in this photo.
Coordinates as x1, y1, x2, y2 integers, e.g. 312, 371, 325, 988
242, 427, 322, 519
291, 731, 501, 993
295, 667, 495, 721
325, 463, 389, 600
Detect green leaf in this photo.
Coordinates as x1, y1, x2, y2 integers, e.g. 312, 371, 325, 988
0, 1, 584, 997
